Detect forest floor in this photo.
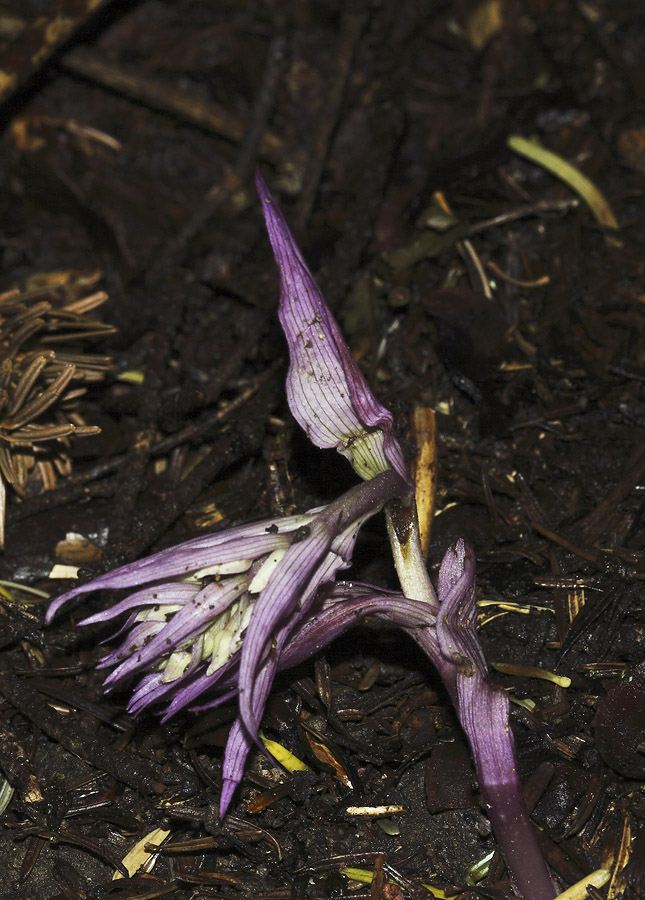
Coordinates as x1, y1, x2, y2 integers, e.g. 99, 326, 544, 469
0, 1, 644, 898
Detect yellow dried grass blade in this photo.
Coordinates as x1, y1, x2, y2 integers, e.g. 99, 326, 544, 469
412, 406, 438, 559
260, 731, 309, 772
113, 827, 170, 880
340, 867, 457, 899
508, 135, 619, 231
552, 868, 610, 900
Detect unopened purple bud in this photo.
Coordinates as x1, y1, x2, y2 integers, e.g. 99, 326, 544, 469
256, 171, 409, 485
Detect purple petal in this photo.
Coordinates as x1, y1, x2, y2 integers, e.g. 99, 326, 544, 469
162, 658, 239, 719
126, 671, 175, 713
103, 576, 249, 686
256, 171, 409, 484
98, 620, 165, 675
237, 471, 405, 742
46, 511, 316, 623
220, 717, 253, 818
220, 654, 284, 817
78, 582, 199, 626
280, 582, 437, 669
219, 536, 356, 817
128, 640, 239, 716
237, 524, 333, 738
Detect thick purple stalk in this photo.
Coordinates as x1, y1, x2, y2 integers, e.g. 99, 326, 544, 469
423, 636, 554, 898
486, 775, 554, 898
409, 544, 556, 900
288, 574, 555, 899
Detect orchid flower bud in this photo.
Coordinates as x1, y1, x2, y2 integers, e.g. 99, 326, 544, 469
256, 171, 409, 485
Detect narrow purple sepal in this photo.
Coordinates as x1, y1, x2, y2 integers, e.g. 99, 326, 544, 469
163, 678, 238, 719
237, 523, 335, 740
220, 717, 253, 818
103, 576, 248, 686
280, 581, 438, 670
78, 582, 199, 626
45, 512, 312, 623
236, 470, 406, 744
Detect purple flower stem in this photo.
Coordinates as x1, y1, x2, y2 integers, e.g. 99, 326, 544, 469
388, 525, 555, 900
417, 631, 555, 899
484, 782, 556, 900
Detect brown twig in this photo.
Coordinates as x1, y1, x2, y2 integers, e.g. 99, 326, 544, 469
0, 665, 177, 797
0, 1, 113, 107
61, 46, 286, 164
172, 29, 286, 253
294, 11, 367, 232
411, 407, 438, 558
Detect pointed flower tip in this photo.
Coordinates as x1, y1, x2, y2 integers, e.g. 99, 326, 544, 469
256, 175, 410, 486
438, 538, 474, 595
45, 593, 67, 625
255, 168, 271, 204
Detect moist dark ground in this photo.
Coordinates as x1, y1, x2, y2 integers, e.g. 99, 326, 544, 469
0, 1, 644, 898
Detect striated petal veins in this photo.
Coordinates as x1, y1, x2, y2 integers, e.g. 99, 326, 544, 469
256, 171, 409, 484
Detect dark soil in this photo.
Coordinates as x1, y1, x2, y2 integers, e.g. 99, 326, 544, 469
0, 1, 644, 898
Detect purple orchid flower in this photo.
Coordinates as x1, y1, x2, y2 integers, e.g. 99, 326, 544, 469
254, 178, 552, 896
45, 175, 555, 898
47, 174, 413, 814
46, 470, 406, 814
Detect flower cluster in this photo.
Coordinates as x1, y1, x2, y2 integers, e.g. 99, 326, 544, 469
47, 173, 555, 899
47, 471, 405, 812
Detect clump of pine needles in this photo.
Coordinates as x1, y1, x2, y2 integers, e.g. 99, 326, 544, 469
0, 270, 115, 546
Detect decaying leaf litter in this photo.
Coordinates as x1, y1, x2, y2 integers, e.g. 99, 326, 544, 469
0, 1, 644, 898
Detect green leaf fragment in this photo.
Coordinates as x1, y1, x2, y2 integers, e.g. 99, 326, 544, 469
508, 134, 619, 231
